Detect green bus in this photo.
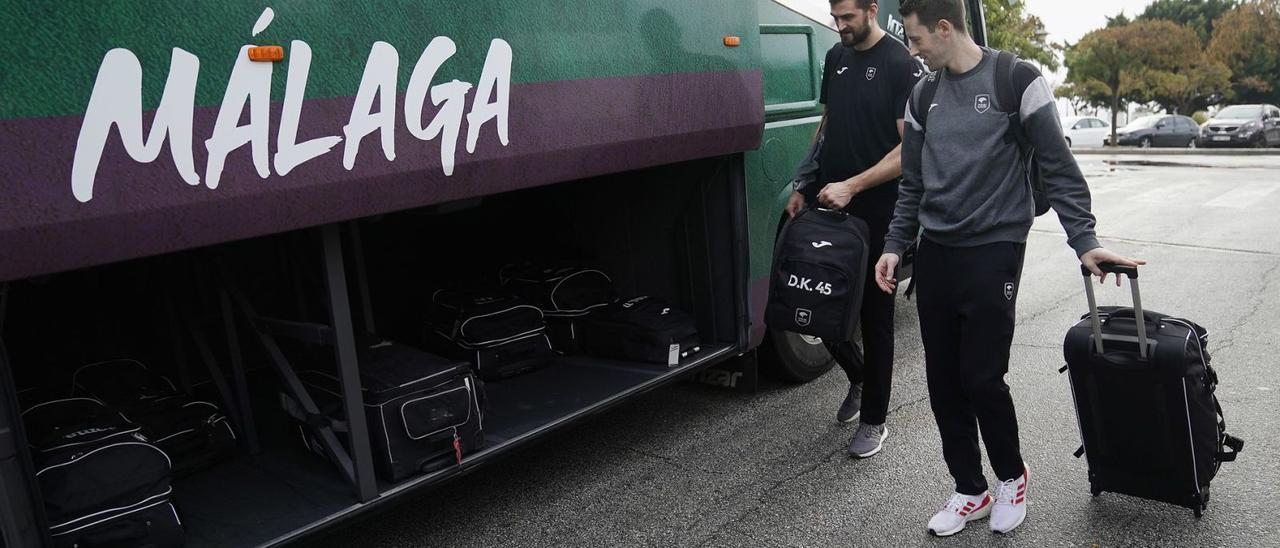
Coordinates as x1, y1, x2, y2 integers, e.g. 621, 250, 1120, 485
0, 1, 988, 545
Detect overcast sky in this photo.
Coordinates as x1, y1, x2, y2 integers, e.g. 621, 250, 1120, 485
1022, 0, 1156, 85
1023, 0, 1157, 45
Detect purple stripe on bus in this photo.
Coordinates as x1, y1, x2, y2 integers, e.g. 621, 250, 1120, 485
0, 70, 763, 282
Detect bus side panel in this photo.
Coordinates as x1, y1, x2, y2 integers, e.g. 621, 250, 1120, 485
0, 1, 764, 284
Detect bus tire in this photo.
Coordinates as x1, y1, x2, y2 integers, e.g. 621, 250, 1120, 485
760, 328, 836, 382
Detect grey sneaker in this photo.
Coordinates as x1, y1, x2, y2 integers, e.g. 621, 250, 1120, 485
836, 383, 863, 424
848, 422, 888, 458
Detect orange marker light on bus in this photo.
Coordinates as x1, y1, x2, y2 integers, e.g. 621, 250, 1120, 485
723, 36, 741, 47
248, 45, 285, 62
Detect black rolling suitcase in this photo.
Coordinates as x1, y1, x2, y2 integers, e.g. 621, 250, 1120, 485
23, 398, 184, 547
765, 208, 869, 341
578, 296, 701, 366
72, 359, 236, 477
1063, 264, 1244, 517
426, 290, 554, 380
285, 338, 485, 481
498, 263, 615, 353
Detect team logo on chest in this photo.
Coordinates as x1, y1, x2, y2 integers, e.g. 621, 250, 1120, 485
866, 67, 878, 80
975, 94, 992, 113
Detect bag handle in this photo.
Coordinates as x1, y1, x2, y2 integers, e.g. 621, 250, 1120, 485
1081, 263, 1148, 359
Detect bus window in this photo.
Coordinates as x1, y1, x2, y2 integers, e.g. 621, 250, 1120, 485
760, 25, 819, 113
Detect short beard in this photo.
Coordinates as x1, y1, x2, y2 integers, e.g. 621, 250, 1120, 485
842, 23, 871, 46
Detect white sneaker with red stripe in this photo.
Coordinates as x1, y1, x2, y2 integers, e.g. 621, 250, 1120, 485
990, 464, 1029, 534
926, 491, 992, 537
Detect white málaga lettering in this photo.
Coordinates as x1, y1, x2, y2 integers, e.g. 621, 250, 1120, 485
276, 40, 342, 176
205, 44, 273, 190
71, 7, 513, 203
71, 48, 201, 202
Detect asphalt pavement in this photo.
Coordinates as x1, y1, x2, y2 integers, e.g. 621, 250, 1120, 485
311, 153, 1280, 547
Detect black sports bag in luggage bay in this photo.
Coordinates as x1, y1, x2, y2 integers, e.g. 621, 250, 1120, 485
427, 290, 554, 380
499, 263, 616, 353
579, 296, 701, 366
766, 208, 869, 341
72, 359, 236, 477
1062, 264, 1244, 517
23, 398, 184, 547
283, 338, 485, 481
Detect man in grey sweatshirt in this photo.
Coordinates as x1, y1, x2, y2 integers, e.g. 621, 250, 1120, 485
874, 0, 1145, 537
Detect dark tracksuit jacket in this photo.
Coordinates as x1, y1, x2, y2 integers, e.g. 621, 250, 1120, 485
884, 48, 1101, 495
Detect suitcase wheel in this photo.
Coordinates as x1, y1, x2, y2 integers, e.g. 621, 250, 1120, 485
1089, 483, 1102, 497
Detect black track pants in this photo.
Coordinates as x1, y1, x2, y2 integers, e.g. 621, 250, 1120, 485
914, 237, 1026, 495
824, 212, 894, 425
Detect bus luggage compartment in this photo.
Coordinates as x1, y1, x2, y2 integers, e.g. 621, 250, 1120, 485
0, 155, 747, 547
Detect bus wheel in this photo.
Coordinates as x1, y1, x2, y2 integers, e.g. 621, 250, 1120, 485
760, 328, 836, 382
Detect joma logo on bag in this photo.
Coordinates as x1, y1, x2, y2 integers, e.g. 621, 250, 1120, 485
63, 427, 112, 439
787, 275, 833, 295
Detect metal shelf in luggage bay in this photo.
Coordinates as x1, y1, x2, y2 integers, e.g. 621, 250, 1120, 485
260, 344, 737, 548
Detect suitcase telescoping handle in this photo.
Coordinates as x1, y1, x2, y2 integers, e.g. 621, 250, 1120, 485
1081, 263, 1148, 359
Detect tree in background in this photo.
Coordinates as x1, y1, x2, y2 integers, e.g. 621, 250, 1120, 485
1139, 0, 1239, 44
1106, 12, 1133, 27
1056, 80, 1112, 115
1063, 20, 1218, 143
983, 0, 1059, 70
1208, 0, 1280, 104
1140, 56, 1233, 115
1127, 22, 1233, 114
1065, 24, 1144, 143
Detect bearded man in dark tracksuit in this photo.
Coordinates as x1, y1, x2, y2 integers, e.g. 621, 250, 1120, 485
874, 0, 1146, 537
786, 0, 923, 458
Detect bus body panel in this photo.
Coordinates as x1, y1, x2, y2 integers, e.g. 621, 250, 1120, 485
0, 1, 764, 283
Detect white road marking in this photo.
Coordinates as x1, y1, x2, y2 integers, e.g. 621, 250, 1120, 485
1129, 181, 1202, 204
1203, 183, 1280, 209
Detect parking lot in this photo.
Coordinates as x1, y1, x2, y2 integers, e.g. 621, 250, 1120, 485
311, 152, 1280, 547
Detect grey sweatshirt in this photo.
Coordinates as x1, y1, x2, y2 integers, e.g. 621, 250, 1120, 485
884, 49, 1101, 258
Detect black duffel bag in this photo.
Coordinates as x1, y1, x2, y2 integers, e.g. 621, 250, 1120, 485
498, 263, 615, 317
285, 338, 485, 482
499, 263, 615, 353
23, 398, 183, 547
766, 208, 869, 342
426, 290, 554, 380
72, 359, 236, 477
579, 296, 701, 366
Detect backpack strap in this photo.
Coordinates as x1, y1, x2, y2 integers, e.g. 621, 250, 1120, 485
995, 51, 1020, 118
915, 71, 941, 130
994, 50, 1023, 146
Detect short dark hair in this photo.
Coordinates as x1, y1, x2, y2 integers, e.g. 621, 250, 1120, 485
899, 0, 967, 34
830, 0, 876, 9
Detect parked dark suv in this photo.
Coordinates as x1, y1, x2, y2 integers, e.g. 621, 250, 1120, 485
1198, 104, 1280, 148
1110, 114, 1200, 148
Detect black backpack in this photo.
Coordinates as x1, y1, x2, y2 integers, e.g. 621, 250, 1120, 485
916, 50, 1050, 216
766, 208, 870, 342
